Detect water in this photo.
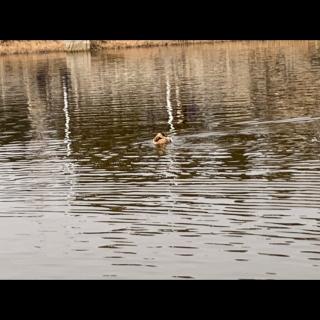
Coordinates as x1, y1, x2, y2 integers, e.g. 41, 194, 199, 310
1, 41, 320, 279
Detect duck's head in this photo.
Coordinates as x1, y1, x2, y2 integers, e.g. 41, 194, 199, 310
153, 132, 172, 145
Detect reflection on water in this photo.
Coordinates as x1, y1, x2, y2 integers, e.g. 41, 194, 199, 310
1, 41, 320, 279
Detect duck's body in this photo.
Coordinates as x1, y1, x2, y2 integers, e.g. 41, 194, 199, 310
153, 132, 172, 145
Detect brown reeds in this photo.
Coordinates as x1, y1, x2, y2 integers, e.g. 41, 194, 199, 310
1, 40, 313, 56
0, 40, 218, 56
0, 40, 66, 55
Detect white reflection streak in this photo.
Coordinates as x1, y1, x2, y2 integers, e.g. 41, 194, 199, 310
175, 76, 183, 124
62, 79, 71, 157
62, 77, 75, 214
0, 60, 7, 108
166, 75, 175, 133
165, 75, 177, 187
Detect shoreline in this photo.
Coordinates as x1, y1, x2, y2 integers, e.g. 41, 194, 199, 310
0, 40, 316, 56
0, 40, 223, 56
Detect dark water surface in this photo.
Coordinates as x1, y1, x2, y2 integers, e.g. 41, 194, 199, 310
1, 41, 320, 279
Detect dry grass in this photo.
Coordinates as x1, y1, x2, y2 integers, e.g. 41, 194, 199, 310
0, 40, 66, 55
94, 40, 218, 50
1, 40, 314, 56
0, 40, 220, 55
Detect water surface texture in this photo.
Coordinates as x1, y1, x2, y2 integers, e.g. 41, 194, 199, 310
1, 41, 320, 279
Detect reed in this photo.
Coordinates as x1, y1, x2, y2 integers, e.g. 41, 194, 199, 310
94, 40, 217, 49
0, 40, 65, 55
1, 40, 314, 56
0, 40, 218, 55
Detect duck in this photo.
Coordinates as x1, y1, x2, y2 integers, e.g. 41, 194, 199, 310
153, 132, 172, 145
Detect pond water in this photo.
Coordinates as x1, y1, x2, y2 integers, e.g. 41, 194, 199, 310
1, 41, 320, 279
